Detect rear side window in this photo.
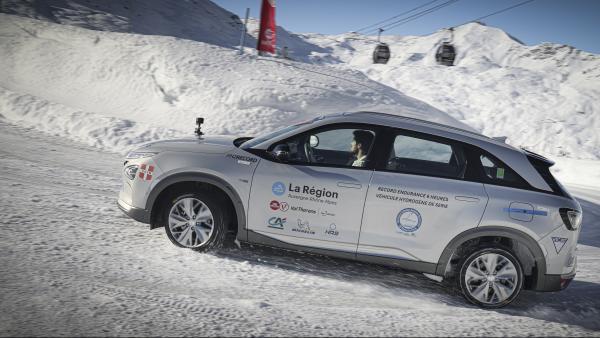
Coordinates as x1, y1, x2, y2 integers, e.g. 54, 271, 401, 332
385, 134, 466, 179
478, 154, 528, 188
527, 155, 568, 197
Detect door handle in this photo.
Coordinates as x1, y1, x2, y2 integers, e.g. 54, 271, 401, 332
455, 195, 480, 203
337, 181, 362, 189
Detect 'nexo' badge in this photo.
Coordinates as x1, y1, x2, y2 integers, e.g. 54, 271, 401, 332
396, 208, 422, 232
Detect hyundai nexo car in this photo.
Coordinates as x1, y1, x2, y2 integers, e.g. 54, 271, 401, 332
118, 112, 582, 308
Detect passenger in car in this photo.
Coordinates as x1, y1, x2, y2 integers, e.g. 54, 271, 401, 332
350, 130, 374, 167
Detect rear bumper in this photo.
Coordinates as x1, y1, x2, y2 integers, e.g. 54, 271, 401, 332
534, 272, 576, 292
117, 198, 150, 224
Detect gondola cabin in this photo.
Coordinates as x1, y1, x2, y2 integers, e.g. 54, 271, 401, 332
373, 43, 390, 64
435, 42, 456, 66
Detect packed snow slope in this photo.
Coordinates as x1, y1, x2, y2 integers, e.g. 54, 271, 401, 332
2, 121, 600, 336
0, 11, 464, 154
302, 23, 600, 162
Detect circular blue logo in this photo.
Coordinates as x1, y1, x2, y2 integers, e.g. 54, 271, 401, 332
396, 208, 422, 232
272, 182, 286, 196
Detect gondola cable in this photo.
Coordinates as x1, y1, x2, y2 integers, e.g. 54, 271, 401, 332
364, 0, 461, 35
355, 0, 442, 33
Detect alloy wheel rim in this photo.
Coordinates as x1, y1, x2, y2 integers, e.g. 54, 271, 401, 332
465, 252, 518, 304
168, 198, 214, 248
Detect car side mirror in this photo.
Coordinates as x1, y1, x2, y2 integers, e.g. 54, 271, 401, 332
271, 144, 290, 162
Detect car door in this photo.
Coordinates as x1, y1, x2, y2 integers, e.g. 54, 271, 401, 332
358, 130, 489, 264
247, 124, 379, 254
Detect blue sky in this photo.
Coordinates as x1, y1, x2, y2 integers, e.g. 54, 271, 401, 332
213, 0, 600, 54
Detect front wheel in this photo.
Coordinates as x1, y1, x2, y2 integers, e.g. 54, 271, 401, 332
162, 190, 228, 251
458, 247, 523, 308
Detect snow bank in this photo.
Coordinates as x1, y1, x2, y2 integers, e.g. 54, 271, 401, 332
0, 13, 468, 153
0, 87, 184, 154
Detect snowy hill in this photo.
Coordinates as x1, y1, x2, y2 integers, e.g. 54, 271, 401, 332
302, 23, 600, 162
0, 1, 599, 186
0, 0, 248, 48
0, 0, 328, 59
0, 11, 463, 153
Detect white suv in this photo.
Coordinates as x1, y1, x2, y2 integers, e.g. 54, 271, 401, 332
118, 112, 582, 308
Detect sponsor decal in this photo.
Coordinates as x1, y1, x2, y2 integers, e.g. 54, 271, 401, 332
226, 154, 258, 163
288, 184, 338, 199
290, 205, 317, 214
268, 217, 286, 229
269, 200, 289, 212
552, 237, 568, 254
396, 208, 422, 233
320, 210, 335, 217
138, 164, 154, 181
292, 219, 315, 235
264, 28, 274, 41
269, 200, 280, 210
376, 186, 448, 209
502, 208, 548, 216
324, 223, 339, 236
272, 182, 286, 196
285, 183, 339, 205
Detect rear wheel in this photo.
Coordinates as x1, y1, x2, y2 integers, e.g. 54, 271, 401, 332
458, 247, 523, 308
163, 190, 228, 251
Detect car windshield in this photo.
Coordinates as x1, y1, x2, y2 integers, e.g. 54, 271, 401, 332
241, 123, 307, 149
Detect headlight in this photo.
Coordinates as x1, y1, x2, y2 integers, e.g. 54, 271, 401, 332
559, 208, 582, 230
126, 151, 158, 159
124, 165, 139, 180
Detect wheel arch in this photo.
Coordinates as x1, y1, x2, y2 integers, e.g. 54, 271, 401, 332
436, 226, 547, 290
146, 172, 248, 241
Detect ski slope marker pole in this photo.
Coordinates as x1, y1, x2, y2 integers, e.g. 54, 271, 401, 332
239, 8, 250, 55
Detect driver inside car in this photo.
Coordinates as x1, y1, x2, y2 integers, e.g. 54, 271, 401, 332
349, 130, 373, 167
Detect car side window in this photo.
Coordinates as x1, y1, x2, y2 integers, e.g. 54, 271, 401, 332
273, 126, 376, 168
479, 154, 525, 186
385, 134, 466, 179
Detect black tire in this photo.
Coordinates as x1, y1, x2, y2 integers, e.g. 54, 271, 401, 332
162, 189, 229, 252
458, 246, 523, 308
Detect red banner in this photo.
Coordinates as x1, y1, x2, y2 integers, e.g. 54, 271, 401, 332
257, 0, 276, 54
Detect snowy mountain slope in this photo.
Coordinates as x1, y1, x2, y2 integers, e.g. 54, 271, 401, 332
302, 23, 600, 162
0, 13, 466, 154
0, 0, 248, 48
0, 0, 329, 59
1, 0, 599, 186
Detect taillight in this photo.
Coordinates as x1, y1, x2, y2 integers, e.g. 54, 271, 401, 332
559, 208, 582, 231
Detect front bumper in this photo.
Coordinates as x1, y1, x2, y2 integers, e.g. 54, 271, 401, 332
117, 198, 150, 224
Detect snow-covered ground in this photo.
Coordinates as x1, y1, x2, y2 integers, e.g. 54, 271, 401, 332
1, 121, 599, 336
1, 0, 600, 335
0, 12, 466, 156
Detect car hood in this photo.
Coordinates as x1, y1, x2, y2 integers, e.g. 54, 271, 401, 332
136, 135, 238, 154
